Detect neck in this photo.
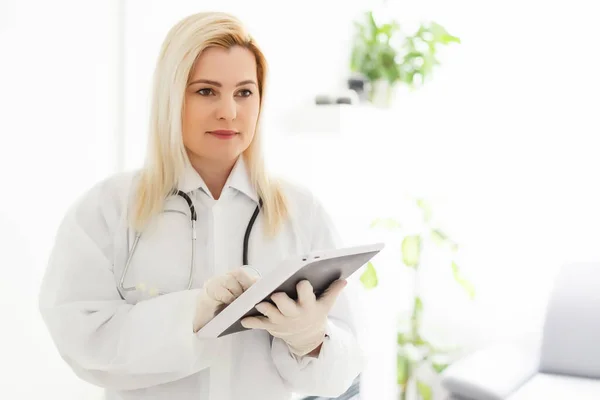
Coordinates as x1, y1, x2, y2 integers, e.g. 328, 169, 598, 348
189, 154, 238, 200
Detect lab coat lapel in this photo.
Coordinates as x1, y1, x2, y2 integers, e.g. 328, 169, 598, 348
224, 156, 260, 205
177, 156, 259, 204
177, 161, 212, 196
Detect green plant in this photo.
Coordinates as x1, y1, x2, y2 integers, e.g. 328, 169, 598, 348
349, 10, 460, 101
360, 199, 475, 400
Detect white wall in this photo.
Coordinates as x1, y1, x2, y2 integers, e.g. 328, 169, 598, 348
2, 0, 598, 399
0, 0, 121, 398
270, 1, 600, 397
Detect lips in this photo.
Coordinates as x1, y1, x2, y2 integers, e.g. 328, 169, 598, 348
207, 130, 238, 139
208, 130, 237, 135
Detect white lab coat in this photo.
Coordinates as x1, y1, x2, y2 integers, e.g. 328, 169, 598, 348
38, 157, 364, 400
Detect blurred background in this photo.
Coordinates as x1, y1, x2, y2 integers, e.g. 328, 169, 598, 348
1, 0, 598, 399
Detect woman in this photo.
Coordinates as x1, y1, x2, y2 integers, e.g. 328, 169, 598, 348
38, 11, 363, 400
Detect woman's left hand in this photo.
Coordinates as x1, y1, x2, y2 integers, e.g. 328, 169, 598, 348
241, 279, 347, 357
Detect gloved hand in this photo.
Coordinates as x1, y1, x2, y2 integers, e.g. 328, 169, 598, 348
193, 267, 259, 332
241, 279, 347, 357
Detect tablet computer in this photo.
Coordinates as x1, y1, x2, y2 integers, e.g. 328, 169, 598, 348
196, 242, 384, 338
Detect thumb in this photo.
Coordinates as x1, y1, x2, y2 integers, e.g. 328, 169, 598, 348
318, 279, 347, 310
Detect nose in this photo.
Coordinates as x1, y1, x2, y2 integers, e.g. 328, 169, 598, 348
216, 95, 237, 121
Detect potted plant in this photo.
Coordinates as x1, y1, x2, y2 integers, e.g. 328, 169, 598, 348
361, 198, 475, 400
349, 10, 461, 107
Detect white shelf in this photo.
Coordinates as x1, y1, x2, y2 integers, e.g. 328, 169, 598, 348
277, 104, 393, 135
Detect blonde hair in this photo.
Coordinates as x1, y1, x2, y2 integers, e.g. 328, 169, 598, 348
131, 11, 288, 236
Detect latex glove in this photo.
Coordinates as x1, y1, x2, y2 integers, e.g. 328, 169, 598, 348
193, 267, 259, 332
241, 279, 347, 357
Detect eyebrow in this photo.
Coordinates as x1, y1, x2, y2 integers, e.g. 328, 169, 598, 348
187, 79, 257, 87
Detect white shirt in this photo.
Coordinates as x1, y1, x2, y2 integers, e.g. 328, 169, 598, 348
38, 157, 364, 400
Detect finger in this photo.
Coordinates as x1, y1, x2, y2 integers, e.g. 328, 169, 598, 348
231, 267, 259, 291
296, 280, 316, 306
211, 285, 237, 304
255, 301, 285, 322
241, 316, 272, 330
221, 274, 244, 298
270, 292, 300, 317
317, 279, 347, 310
205, 278, 234, 304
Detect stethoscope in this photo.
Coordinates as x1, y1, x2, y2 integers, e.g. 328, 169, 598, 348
118, 190, 263, 296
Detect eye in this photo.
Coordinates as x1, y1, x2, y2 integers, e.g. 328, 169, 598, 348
196, 88, 214, 96
237, 89, 253, 97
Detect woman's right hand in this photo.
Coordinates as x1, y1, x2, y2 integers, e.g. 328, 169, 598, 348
193, 267, 259, 332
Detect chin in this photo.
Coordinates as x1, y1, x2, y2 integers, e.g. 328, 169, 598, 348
187, 140, 250, 163
209, 149, 244, 163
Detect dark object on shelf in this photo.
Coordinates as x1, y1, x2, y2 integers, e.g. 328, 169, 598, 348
315, 95, 335, 105
335, 95, 354, 105
347, 75, 370, 102
315, 90, 359, 106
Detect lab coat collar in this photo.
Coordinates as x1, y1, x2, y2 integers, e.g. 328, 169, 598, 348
178, 156, 259, 204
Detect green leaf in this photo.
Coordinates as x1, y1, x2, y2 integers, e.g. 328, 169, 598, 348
397, 353, 410, 386
411, 296, 424, 324
431, 229, 459, 250
430, 21, 461, 45
360, 262, 378, 289
349, 11, 403, 86
414, 296, 423, 314
415, 199, 432, 222
430, 229, 448, 246
416, 380, 433, 400
350, 14, 459, 91
432, 362, 450, 374
451, 261, 476, 299
367, 11, 378, 34
413, 334, 428, 347
370, 217, 401, 230
379, 22, 400, 37
397, 331, 412, 346
402, 235, 421, 267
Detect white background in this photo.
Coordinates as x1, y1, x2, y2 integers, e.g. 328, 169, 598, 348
1, 0, 598, 398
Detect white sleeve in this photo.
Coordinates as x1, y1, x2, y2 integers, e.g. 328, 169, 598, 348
38, 177, 220, 391
271, 195, 365, 398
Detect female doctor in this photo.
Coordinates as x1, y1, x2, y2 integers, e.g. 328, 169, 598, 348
38, 11, 363, 400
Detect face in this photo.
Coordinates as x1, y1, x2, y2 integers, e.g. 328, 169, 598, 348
183, 45, 260, 168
